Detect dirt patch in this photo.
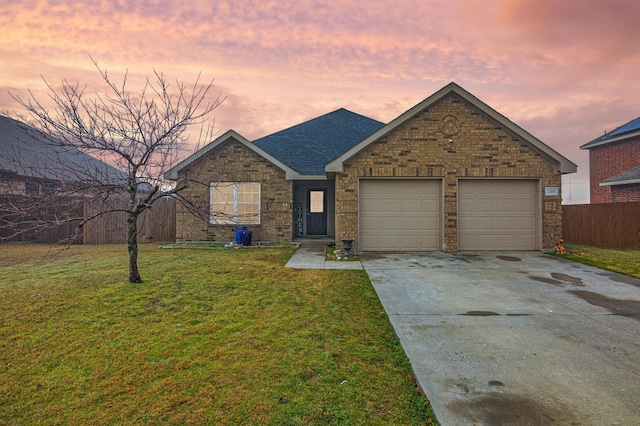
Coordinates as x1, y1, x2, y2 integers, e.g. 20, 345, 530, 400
569, 290, 640, 320
447, 392, 579, 426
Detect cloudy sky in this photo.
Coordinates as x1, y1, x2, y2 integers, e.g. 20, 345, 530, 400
2, 0, 640, 203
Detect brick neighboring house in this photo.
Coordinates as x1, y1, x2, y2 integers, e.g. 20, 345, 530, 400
580, 117, 640, 203
167, 83, 577, 252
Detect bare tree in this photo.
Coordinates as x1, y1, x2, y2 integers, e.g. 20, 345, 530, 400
3, 60, 223, 283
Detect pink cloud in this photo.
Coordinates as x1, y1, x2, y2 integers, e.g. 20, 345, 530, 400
2, 0, 640, 203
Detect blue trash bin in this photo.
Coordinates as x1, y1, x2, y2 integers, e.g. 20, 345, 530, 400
235, 227, 247, 244
240, 229, 252, 246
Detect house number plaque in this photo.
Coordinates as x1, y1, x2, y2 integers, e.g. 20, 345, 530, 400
545, 187, 559, 197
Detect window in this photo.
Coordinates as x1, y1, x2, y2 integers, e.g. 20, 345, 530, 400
210, 182, 260, 224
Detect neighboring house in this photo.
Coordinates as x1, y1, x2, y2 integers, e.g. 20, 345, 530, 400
580, 117, 640, 203
0, 115, 125, 243
167, 82, 577, 252
0, 115, 124, 196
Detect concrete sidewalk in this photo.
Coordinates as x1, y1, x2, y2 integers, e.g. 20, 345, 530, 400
285, 244, 363, 270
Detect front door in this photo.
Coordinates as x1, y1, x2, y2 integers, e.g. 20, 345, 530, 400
307, 189, 327, 235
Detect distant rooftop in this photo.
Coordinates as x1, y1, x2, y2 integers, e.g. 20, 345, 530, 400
253, 108, 385, 175
581, 116, 640, 149
600, 164, 640, 186
609, 117, 640, 137
0, 115, 125, 183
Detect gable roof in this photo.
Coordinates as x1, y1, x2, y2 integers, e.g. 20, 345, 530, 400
0, 115, 124, 183
580, 116, 640, 150
165, 130, 302, 180
326, 82, 577, 174
252, 108, 385, 176
600, 164, 640, 187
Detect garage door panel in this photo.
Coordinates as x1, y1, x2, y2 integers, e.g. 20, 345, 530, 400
516, 217, 534, 229
401, 199, 420, 211
360, 180, 441, 251
477, 199, 496, 212
477, 216, 495, 228
458, 180, 538, 250
496, 217, 514, 230
495, 199, 515, 212
516, 199, 535, 212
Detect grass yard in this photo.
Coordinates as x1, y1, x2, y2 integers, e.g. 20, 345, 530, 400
0, 244, 437, 425
558, 243, 640, 279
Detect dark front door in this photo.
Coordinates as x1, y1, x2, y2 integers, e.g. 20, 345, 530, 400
307, 189, 327, 235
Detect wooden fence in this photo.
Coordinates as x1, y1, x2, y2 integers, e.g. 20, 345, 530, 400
0, 197, 85, 244
1, 196, 176, 245
83, 197, 176, 244
562, 201, 640, 248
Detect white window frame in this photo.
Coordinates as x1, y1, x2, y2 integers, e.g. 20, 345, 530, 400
210, 182, 261, 225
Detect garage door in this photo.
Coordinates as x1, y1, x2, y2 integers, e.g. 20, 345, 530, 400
359, 179, 441, 251
458, 179, 538, 250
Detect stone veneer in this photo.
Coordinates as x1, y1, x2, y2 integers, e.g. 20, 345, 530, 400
175, 137, 292, 242
334, 93, 563, 252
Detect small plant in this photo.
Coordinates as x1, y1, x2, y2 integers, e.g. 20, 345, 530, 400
326, 246, 360, 261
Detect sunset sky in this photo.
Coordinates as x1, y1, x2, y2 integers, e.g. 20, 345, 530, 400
2, 0, 640, 203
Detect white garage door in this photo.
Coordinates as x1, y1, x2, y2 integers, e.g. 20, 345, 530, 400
359, 179, 441, 251
458, 179, 538, 250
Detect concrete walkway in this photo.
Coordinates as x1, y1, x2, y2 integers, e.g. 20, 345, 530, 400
285, 244, 363, 270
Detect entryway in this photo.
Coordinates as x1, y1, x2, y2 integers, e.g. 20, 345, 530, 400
293, 180, 335, 238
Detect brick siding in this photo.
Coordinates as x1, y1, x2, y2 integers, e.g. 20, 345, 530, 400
611, 183, 640, 202
589, 136, 640, 203
335, 93, 563, 252
175, 137, 292, 242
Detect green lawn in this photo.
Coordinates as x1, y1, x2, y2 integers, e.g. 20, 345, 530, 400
557, 243, 640, 279
0, 244, 437, 425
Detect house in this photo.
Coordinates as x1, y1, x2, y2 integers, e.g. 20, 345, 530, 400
0, 115, 124, 196
0, 115, 125, 243
580, 117, 640, 203
167, 82, 577, 252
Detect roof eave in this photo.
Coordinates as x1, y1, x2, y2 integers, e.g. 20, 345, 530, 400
600, 178, 640, 187
165, 130, 300, 181
580, 130, 640, 150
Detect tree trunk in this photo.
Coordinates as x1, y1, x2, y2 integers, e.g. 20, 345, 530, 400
128, 212, 142, 283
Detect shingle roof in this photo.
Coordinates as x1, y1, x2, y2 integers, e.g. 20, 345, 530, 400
0, 115, 124, 183
581, 116, 640, 149
600, 164, 640, 186
252, 108, 385, 175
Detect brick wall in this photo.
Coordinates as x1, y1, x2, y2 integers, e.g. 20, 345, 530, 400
175, 137, 292, 242
335, 93, 563, 252
589, 136, 640, 203
611, 184, 640, 202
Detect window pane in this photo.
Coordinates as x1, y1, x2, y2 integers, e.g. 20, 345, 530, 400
309, 190, 324, 213
210, 182, 260, 224
211, 183, 234, 203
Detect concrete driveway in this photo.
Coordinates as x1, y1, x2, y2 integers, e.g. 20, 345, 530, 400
360, 251, 640, 426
